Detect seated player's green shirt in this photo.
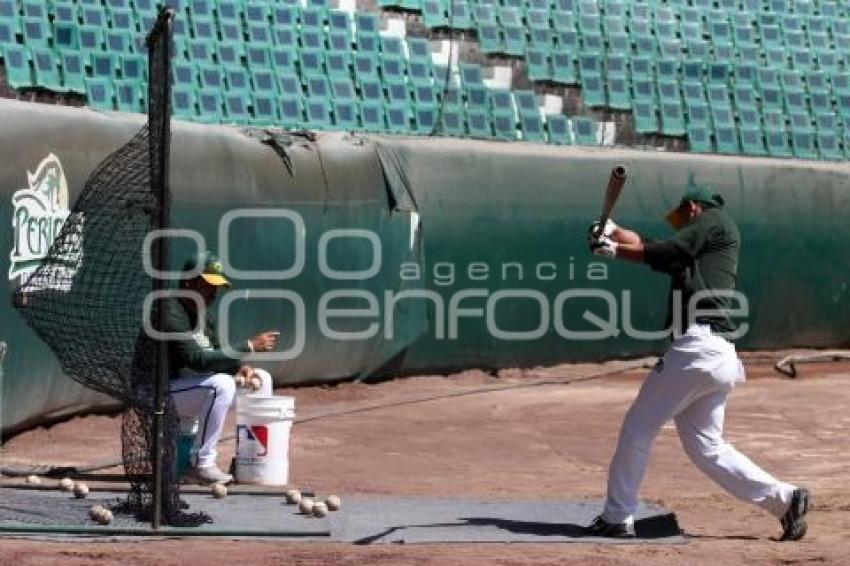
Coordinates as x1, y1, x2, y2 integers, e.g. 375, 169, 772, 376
159, 296, 249, 378
645, 207, 741, 337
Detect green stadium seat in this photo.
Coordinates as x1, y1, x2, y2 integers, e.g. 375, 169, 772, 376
91, 51, 119, 79
31, 46, 63, 91
816, 130, 844, 160
79, 25, 106, 51
552, 49, 578, 84
268, 47, 296, 75
683, 82, 707, 106
325, 50, 351, 77
660, 101, 686, 136
305, 74, 330, 101
385, 104, 411, 133
333, 99, 361, 130
225, 66, 250, 93
360, 101, 386, 132
173, 61, 197, 89
52, 1, 76, 24
518, 112, 545, 143
686, 101, 712, 128
765, 129, 793, 157
278, 96, 305, 128
358, 78, 383, 103
249, 68, 275, 94
633, 101, 658, 134
218, 20, 242, 43
411, 83, 437, 107
85, 77, 115, 111
81, 5, 107, 27
413, 105, 438, 135
714, 126, 741, 154
330, 77, 356, 102
53, 22, 80, 51
467, 109, 494, 138
780, 70, 804, 93
733, 86, 757, 111
115, 79, 143, 113
633, 78, 656, 103
490, 111, 518, 141
192, 18, 217, 42
546, 114, 571, 145
196, 89, 223, 123
526, 48, 552, 82
740, 126, 768, 156
60, 51, 86, 93
658, 80, 681, 104
437, 107, 466, 137
712, 106, 735, 130
198, 64, 225, 91
707, 84, 731, 109
791, 129, 818, 159
276, 73, 302, 98
223, 92, 251, 123
688, 124, 713, 153
300, 28, 325, 50
734, 63, 757, 88
171, 87, 197, 120
607, 76, 631, 110
215, 43, 241, 68
582, 74, 607, 107
271, 5, 297, 27
299, 48, 325, 76
572, 117, 599, 145
422, 0, 448, 28
386, 80, 410, 106
20, 17, 50, 47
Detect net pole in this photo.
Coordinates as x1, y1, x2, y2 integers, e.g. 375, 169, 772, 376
146, 7, 174, 530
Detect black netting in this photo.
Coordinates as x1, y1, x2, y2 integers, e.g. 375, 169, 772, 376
13, 9, 204, 526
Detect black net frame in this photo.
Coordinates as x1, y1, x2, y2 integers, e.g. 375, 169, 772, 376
13, 8, 205, 526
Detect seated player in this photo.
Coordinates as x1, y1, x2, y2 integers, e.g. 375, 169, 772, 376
162, 251, 279, 485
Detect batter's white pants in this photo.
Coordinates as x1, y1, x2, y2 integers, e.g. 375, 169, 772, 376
170, 368, 273, 468
603, 325, 796, 525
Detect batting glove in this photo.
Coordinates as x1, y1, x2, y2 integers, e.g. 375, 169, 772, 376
587, 219, 618, 242
589, 235, 618, 258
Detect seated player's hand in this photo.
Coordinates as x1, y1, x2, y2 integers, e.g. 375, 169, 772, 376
235, 365, 254, 388
249, 331, 280, 352
587, 219, 618, 243
589, 235, 618, 258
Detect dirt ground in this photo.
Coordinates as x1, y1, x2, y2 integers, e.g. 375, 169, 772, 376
1, 355, 849, 565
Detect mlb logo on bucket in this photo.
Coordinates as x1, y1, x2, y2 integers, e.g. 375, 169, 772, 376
236, 424, 269, 459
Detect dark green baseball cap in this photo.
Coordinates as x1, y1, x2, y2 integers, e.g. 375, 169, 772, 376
666, 175, 724, 228
183, 251, 229, 287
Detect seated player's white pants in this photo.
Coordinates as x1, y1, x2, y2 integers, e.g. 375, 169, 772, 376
169, 368, 273, 469
603, 325, 796, 525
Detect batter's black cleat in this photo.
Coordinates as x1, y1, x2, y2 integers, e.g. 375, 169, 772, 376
780, 488, 810, 541
584, 514, 636, 538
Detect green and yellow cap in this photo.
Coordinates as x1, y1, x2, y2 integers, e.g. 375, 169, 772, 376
183, 251, 230, 287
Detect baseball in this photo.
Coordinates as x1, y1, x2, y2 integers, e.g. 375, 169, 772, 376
101, 509, 114, 524
285, 489, 302, 504
298, 497, 315, 515
59, 478, 75, 492
325, 495, 341, 511
312, 501, 328, 518
211, 483, 227, 499
73, 482, 89, 499
89, 505, 106, 523
26, 475, 41, 485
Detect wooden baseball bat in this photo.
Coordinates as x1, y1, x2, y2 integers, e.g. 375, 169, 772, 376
594, 165, 628, 238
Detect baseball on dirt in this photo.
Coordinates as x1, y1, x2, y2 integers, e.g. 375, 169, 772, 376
89, 505, 106, 524
285, 489, 302, 504
73, 482, 89, 499
312, 501, 328, 518
325, 495, 341, 511
59, 478, 75, 492
211, 483, 227, 499
26, 475, 41, 485
298, 497, 315, 515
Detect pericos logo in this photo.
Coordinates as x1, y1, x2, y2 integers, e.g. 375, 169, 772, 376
9, 154, 71, 283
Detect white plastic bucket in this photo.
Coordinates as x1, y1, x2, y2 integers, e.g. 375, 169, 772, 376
235, 395, 295, 486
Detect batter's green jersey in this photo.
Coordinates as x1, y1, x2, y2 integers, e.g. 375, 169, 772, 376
646, 207, 741, 337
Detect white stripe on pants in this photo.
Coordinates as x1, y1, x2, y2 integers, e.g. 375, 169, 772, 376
170, 368, 273, 468
603, 325, 796, 524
